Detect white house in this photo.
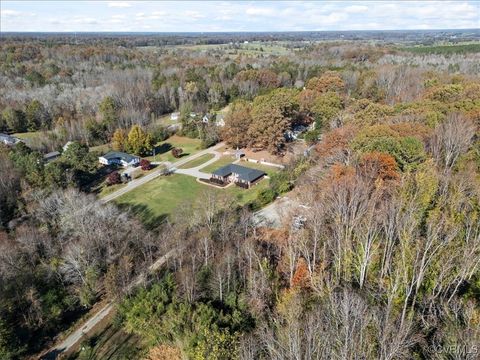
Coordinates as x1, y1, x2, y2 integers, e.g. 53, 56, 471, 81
202, 114, 212, 123
0, 133, 21, 146
99, 151, 140, 167
170, 112, 180, 121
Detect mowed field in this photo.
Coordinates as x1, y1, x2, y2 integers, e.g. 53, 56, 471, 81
115, 158, 279, 227
144, 135, 202, 163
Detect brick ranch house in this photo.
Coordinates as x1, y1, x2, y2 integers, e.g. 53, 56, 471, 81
210, 164, 266, 189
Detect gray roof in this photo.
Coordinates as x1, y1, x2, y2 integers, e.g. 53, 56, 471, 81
43, 151, 60, 160
212, 164, 265, 182
102, 151, 139, 163
0, 133, 20, 144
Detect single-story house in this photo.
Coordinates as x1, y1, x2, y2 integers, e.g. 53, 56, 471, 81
0, 133, 21, 146
99, 151, 140, 167
170, 112, 180, 121
43, 151, 61, 163
211, 164, 265, 189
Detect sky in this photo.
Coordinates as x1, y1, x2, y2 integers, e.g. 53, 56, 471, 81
1, 1, 479, 32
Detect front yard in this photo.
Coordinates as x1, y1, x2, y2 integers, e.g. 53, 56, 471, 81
114, 173, 271, 227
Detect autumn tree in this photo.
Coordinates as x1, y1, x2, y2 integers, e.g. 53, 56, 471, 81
248, 88, 299, 153
111, 128, 127, 151
126, 125, 154, 156
222, 100, 252, 148
306, 71, 345, 94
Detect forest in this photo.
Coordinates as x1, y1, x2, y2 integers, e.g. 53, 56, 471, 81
0, 31, 480, 359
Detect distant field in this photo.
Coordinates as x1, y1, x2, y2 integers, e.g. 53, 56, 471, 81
115, 173, 270, 227
172, 41, 294, 57
402, 43, 480, 55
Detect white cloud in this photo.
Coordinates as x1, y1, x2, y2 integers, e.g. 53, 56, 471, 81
184, 10, 205, 19
345, 5, 368, 13
1, 9, 22, 17
107, 1, 131, 8
246, 7, 276, 16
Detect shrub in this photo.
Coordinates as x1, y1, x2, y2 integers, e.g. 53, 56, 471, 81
140, 159, 151, 170
256, 188, 277, 207
304, 129, 320, 145
171, 147, 183, 158
107, 171, 121, 185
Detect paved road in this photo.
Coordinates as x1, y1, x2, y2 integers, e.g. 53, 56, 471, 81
173, 150, 220, 179
101, 142, 225, 203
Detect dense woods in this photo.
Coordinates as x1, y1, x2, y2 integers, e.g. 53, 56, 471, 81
0, 32, 480, 359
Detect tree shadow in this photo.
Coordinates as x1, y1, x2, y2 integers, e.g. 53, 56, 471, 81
117, 203, 168, 230
154, 142, 173, 155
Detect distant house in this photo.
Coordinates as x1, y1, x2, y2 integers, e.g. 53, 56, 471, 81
170, 112, 180, 121
202, 113, 213, 123
215, 114, 225, 127
63, 141, 74, 152
0, 133, 21, 146
285, 125, 308, 141
43, 151, 61, 163
210, 164, 265, 189
99, 151, 140, 167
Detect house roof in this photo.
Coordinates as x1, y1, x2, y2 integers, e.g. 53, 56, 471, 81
0, 133, 20, 144
212, 164, 265, 182
101, 151, 139, 163
43, 151, 60, 160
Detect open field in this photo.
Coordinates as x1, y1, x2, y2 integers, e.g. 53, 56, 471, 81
172, 41, 295, 57
241, 161, 282, 177
178, 153, 215, 169
144, 135, 202, 163
401, 42, 480, 54
115, 173, 271, 227
89, 143, 112, 154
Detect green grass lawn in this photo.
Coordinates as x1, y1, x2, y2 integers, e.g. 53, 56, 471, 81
144, 135, 202, 163
241, 161, 280, 177
115, 173, 269, 227
200, 156, 236, 173
89, 143, 112, 154
178, 153, 215, 169
13, 131, 47, 140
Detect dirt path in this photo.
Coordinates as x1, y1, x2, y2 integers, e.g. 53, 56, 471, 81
40, 248, 178, 359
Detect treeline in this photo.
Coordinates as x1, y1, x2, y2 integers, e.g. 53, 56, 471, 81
1, 38, 478, 154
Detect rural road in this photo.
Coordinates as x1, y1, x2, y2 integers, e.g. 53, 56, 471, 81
41, 248, 178, 359
39, 143, 226, 358
101, 142, 225, 203
41, 140, 290, 359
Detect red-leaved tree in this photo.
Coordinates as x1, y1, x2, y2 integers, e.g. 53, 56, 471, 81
140, 159, 151, 170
